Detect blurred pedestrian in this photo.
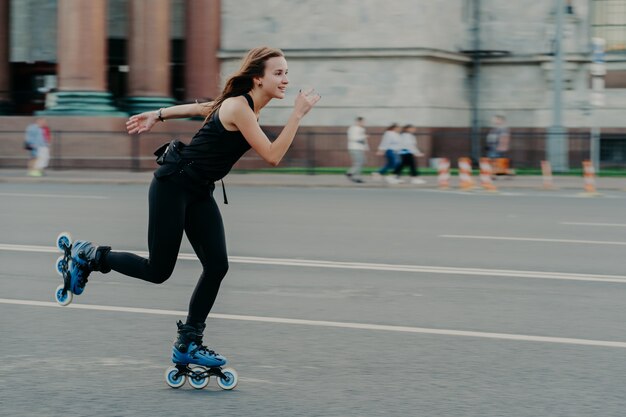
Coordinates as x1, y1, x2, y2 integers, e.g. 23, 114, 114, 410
373, 123, 402, 184
393, 124, 425, 184
485, 115, 510, 159
346, 116, 368, 183
485, 114, 513, 176
24, 118, 50, 177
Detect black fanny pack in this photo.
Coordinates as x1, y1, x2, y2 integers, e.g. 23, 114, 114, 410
154, 139, 185, 165
153, 139, 195, 179
152, 140, 229, 204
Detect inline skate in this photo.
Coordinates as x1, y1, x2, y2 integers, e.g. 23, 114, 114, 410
53, 232, 110, 306
165, 321, 238, 390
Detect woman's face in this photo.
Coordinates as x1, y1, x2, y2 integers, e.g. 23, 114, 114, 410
258, 56, 289, 99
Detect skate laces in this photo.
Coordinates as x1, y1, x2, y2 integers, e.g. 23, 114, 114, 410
189, 334, 219, 357
190, 341, 218, 358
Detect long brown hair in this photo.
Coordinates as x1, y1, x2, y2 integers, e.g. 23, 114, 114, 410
204, 46, 285, 121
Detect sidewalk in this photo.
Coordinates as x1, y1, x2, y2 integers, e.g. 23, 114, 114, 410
1, 168, 625, 191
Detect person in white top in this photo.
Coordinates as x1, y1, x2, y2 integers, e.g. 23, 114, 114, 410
373, 123, 402, 183
346, 116, 368, 183
393, 124, 425, 184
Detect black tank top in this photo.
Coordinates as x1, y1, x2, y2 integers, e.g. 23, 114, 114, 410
180, 94, 254, 182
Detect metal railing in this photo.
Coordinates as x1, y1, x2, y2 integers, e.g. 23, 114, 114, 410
2, 128, 625, 171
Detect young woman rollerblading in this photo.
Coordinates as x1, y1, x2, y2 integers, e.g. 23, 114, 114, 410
54, 47, 321, 389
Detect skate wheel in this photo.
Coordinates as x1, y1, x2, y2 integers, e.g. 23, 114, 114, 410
165, 366, 186, 388
188, 366, 210, 389
56, 232, 72, 251
55, 256, 66, 276
54, 284, 73, 306
216, 367, 238, 390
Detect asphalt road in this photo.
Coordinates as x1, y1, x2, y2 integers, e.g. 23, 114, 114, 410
1, 182, 625, 416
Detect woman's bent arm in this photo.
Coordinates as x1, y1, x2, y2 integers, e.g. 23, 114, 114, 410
241, 110, 303, 166
229, 90, 320, 166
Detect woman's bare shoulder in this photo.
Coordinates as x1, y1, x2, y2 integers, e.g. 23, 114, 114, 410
219, 96, 254, 128
221, 95, 248, 110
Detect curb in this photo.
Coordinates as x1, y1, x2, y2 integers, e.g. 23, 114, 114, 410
1, 170, 625, 191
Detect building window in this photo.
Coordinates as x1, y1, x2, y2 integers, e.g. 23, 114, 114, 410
601, 135, 626, 167
592, 0, 626, 52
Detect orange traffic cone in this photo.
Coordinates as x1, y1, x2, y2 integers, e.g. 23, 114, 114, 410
479, 158, 497, 191
437, 158, 450, 189
458, 157, 475, 190
541, 161, 555, 190
582, 160, 599, 195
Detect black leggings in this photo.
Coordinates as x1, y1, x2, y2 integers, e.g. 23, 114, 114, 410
105, 173, 228, 325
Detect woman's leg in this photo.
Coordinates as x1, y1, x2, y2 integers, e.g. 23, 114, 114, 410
105, 177, 187, 284
183, 193, 229, 324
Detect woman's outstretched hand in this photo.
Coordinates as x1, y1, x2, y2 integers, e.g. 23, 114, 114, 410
294, 88, 321, 119
126, 111, 158, 134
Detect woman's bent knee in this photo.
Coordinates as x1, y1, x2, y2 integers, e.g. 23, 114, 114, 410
150, 269, 173, 284
205, 259, 228, 282
216, 260, 229, 280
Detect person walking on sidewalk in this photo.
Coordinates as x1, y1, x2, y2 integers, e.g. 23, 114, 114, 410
373, 123, 402, 184
24, 118, 50, 177
393, 124, 425, 184
345, 116, 368, 183
485, 114, 510, 159
485, 114, 513, 176
58, 47, 321, 372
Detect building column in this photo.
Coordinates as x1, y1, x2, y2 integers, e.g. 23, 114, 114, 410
125, 0, 175, 114
185, 0, 221, 101
41, 0, 124, 116
0, 0, 10, 114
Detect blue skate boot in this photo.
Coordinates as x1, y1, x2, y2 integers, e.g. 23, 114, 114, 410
172, 321, 226, 368
164, 321, 238, 390
54, 233, 111, 306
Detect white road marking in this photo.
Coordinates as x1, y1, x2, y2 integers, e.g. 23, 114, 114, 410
441, 234, 626, 247
2, 243, 626, 284
0, 192, 108, 200
1, 298, 625, 349
561, 222, 626, 228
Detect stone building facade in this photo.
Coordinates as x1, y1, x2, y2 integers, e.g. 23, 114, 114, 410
1, 0, 626, 169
